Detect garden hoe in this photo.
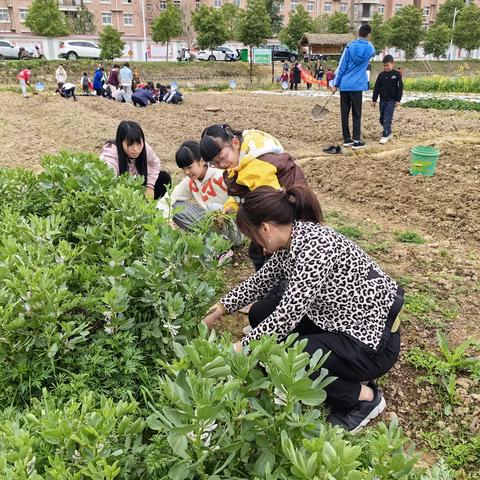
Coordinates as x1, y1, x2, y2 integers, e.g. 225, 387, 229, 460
311, 91, 335, 121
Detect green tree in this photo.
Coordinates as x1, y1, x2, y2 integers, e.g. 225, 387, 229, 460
327, 12, 350, 34
370, 12, 389, 53
423, 23, 451, 59
265, 0, 284, 34
279, 5, 313, 52
68, 6, 95, 35
385, 5, 423, 60
221, 2, 241, 41
238, 0, 272, 82
192, 5, 228, 50
312, 14, 329, 34
25, 0, 70, 36
152, 1, 182, 61
436, 0, 464, 27
452, 4, 480, 57
98, 26, 125, 61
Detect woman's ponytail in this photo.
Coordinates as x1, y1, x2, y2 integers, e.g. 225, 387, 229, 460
236, 186, 323, 238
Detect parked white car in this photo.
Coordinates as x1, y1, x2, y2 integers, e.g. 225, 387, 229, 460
197, 46, 238, 62
58, 40, 101, 60
0, 40, 21, 60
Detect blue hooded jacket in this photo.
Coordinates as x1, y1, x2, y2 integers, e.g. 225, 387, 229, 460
331, 38, 375, 92
93, 68, 104, 90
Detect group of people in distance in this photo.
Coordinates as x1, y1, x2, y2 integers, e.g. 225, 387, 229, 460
101, 117, 404, 434
42, 63, 182, 107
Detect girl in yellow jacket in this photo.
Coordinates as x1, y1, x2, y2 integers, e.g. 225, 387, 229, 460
200, 124, 307, 271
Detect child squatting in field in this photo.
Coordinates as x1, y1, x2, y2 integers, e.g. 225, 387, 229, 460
200, 124, 308, 273
203, 185, 404, 433
156, 140, 243, 245
100, 120, 171, 200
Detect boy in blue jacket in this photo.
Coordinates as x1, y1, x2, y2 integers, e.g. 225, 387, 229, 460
330, 24, 375, 150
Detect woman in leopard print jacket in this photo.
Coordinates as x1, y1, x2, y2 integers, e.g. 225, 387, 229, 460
203, 185, 404, 433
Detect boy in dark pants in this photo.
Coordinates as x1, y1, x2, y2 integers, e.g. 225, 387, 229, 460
372, 55, 403, 144
330, 24, 375, 150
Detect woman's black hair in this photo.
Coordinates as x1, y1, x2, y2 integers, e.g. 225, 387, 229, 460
236, 185, 323, 241
176, 141, 202, 168
115, 120, 147, 184
200, 124, 243, 164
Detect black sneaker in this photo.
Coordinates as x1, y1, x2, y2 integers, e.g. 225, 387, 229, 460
352, 141, 366, 150
326, 383, 386, 433
343, 139, 354, 147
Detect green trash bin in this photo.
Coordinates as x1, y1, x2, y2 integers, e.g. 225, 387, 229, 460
410, 146, 440, 176
240, 48, 249, 62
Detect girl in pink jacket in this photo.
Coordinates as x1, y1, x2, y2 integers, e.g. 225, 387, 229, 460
100, 121, 171, 199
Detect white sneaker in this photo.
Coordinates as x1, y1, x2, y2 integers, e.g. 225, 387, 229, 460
379, 136, 389, 144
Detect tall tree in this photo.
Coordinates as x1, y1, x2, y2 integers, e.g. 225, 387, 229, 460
192, 5, 228, 50
327, 12, 350, 34
152, 1, 182, 61
423, 23, 451, 59
98, 26, 125, 60
238, 0, 272, 82
279, 5, 313, 52
265, 0, 284, 34
221, 2, 241, 41
385, 5, 423, 60
370, 12, 389, 54
452, 3, 480, 57
311, 14, 329, 34
68, 6, 95, 35
25, 0, 70, 36
436, 0, 465, 28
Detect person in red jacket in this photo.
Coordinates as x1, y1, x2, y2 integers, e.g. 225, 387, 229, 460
16, 68, 31, 98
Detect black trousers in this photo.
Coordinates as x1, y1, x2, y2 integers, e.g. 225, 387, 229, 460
340, 91, 363, 142
132, 97, 147, 108
153, 171, 171, 200
249, 292, 401, 410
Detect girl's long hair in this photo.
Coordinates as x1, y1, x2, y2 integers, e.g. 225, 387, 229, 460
200, 124, 243, 164
115, 121, 147, 184
176, 140, 201, 168
236, 185, 323, 240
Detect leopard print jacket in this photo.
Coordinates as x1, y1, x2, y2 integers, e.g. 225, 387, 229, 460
221, 221, 399, 350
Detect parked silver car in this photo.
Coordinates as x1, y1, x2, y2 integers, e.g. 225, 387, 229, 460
58, 40, 101, 60
0, 40, 21, 60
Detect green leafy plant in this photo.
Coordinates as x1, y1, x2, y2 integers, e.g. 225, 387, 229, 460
395, 230, 425, 244
404, 98, 480, 111
403, 76, 480, 93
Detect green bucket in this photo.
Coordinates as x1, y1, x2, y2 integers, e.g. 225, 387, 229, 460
410, 146, 440, 176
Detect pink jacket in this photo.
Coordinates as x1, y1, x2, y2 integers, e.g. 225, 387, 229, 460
100, 141, 161, 188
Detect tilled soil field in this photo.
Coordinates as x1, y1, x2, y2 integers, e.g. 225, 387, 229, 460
1, 90, 480, 475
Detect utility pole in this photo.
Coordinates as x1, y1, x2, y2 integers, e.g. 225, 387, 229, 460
141, 0, 148, 61
449, 7, 458, 61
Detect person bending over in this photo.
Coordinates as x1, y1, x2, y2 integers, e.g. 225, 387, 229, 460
100, 120, 171, 199
203, 185, 403, 433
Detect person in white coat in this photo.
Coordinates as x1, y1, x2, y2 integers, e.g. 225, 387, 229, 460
55, 64, 67, 84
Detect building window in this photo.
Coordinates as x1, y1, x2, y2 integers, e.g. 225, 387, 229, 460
307, 1, 314, 12
395, 4, 402, 12
159, 0, 166, 10
123, 0, 132, 3
123, 13, 133, 25
423, 6, 430, 16
101, 12, 112, 24
340, 3, 347, 12
100, 0, 111, 3
324, 2, 331, 12
290, 0, 298, 11
234, 0, 241, 6
195, 0, 200, 8
279, 0, 284, 11
378, 4, 384, 14
354, 4, 358, 13
0, 8, 9, 22
213, 0, 222, 7
19, 8, 28, 22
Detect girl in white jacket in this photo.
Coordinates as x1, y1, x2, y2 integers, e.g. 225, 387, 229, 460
157, 141, 243, 245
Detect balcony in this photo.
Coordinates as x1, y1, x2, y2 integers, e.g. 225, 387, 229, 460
356, 0, 379, 4
58, 0, 82, 11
